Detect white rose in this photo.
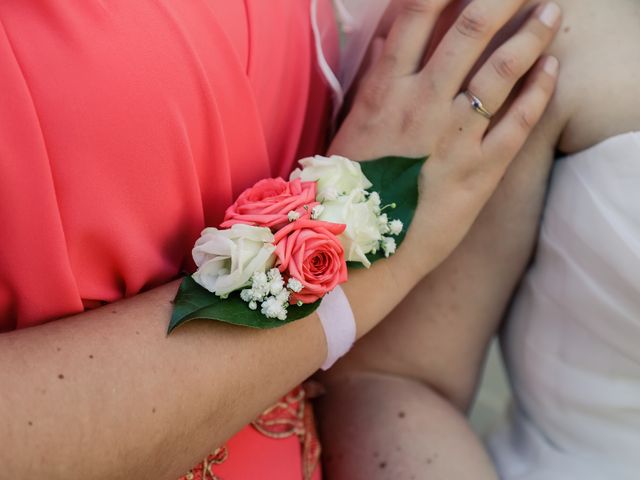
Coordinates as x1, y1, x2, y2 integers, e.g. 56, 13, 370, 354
290, 155, 373, 201
192, 224, 276, 297
318, 190, 382, 268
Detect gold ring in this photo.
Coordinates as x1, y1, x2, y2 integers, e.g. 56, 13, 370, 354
464, 91, 493, 120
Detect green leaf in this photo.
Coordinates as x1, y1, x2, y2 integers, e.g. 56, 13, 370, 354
168, 276, 321, 334
355, 155, 427, 267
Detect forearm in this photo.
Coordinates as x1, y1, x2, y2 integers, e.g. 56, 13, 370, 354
2, 280, 322, 479
0, 217, 432, 479
318, 371, 497, 480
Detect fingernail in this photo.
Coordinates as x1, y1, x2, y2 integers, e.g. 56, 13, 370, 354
544, 56, 559, 76
539, 2, 561, 28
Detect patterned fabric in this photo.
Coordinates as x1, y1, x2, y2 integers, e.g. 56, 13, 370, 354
181, 386, 322, 480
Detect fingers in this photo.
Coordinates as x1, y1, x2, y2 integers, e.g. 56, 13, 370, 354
453, 1, 562, 136
483, 55, 559, 162
375, 0, 451, 77
469, 3, 561, 118
421, 0, 527, 95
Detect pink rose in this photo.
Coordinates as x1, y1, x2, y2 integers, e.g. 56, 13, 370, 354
221, 178, 319, 231
274, 219, 348, 304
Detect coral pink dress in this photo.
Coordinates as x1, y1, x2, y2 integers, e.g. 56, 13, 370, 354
0, 1, 337, 478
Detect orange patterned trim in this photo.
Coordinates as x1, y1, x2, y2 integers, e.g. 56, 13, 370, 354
251, 387, 306, 439
251, 385, 321, 480
180, 385, 321, 480
180, 447, 228, 480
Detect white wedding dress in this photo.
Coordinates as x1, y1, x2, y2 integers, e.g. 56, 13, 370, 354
488, 132, 640, 479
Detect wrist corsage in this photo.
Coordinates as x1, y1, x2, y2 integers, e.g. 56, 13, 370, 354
168, 155, 425, 333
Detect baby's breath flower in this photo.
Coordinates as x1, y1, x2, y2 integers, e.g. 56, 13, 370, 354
287, 277, 303, 293
240, 289, 252, 303
368, 191, 382, 214
288, 210, 300, 222
248, 301, 258, 310
253, 271, 268, 286
267, 268, 280, 281
250, 271, 270, 300
261, 296, 287, 320
311, 205, 324, 220
382, 236, 397, 257
270, 277, 285, 296
378, 214, 390, 234
276, 289, 290, 304
389, 219, 403, 236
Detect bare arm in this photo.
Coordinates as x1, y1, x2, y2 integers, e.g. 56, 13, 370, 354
0, 232, 441, 479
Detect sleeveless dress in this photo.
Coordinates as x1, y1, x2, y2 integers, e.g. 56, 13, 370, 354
0, 1, 338, 478
488, 132, 640, 479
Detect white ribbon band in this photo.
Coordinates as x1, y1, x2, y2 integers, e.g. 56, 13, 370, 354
317, 285, 356, 370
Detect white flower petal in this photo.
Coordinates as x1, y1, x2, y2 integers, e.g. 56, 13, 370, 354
292, 155, 372, 199
319, 189, 382, 264
191, 225, 275, 297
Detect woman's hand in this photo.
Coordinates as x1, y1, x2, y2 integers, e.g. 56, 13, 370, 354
331, 0, 561, 270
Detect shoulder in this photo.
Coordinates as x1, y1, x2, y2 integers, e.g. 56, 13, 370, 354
542, 0, 640, 153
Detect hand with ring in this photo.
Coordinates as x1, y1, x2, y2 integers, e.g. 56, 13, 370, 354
330, 0, 561, 267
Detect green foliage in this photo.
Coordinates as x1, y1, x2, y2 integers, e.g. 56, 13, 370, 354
168, 276, 320, 334
354, 155, 427, 266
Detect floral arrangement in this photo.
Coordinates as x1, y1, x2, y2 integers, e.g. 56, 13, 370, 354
169, 155, 425, 332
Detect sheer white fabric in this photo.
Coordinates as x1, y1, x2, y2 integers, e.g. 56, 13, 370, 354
489, 132, 640, 479
311, 0, 391, 112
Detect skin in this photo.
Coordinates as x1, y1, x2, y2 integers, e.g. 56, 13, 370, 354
318, 0, 640, 478
0, 0, 558, 477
